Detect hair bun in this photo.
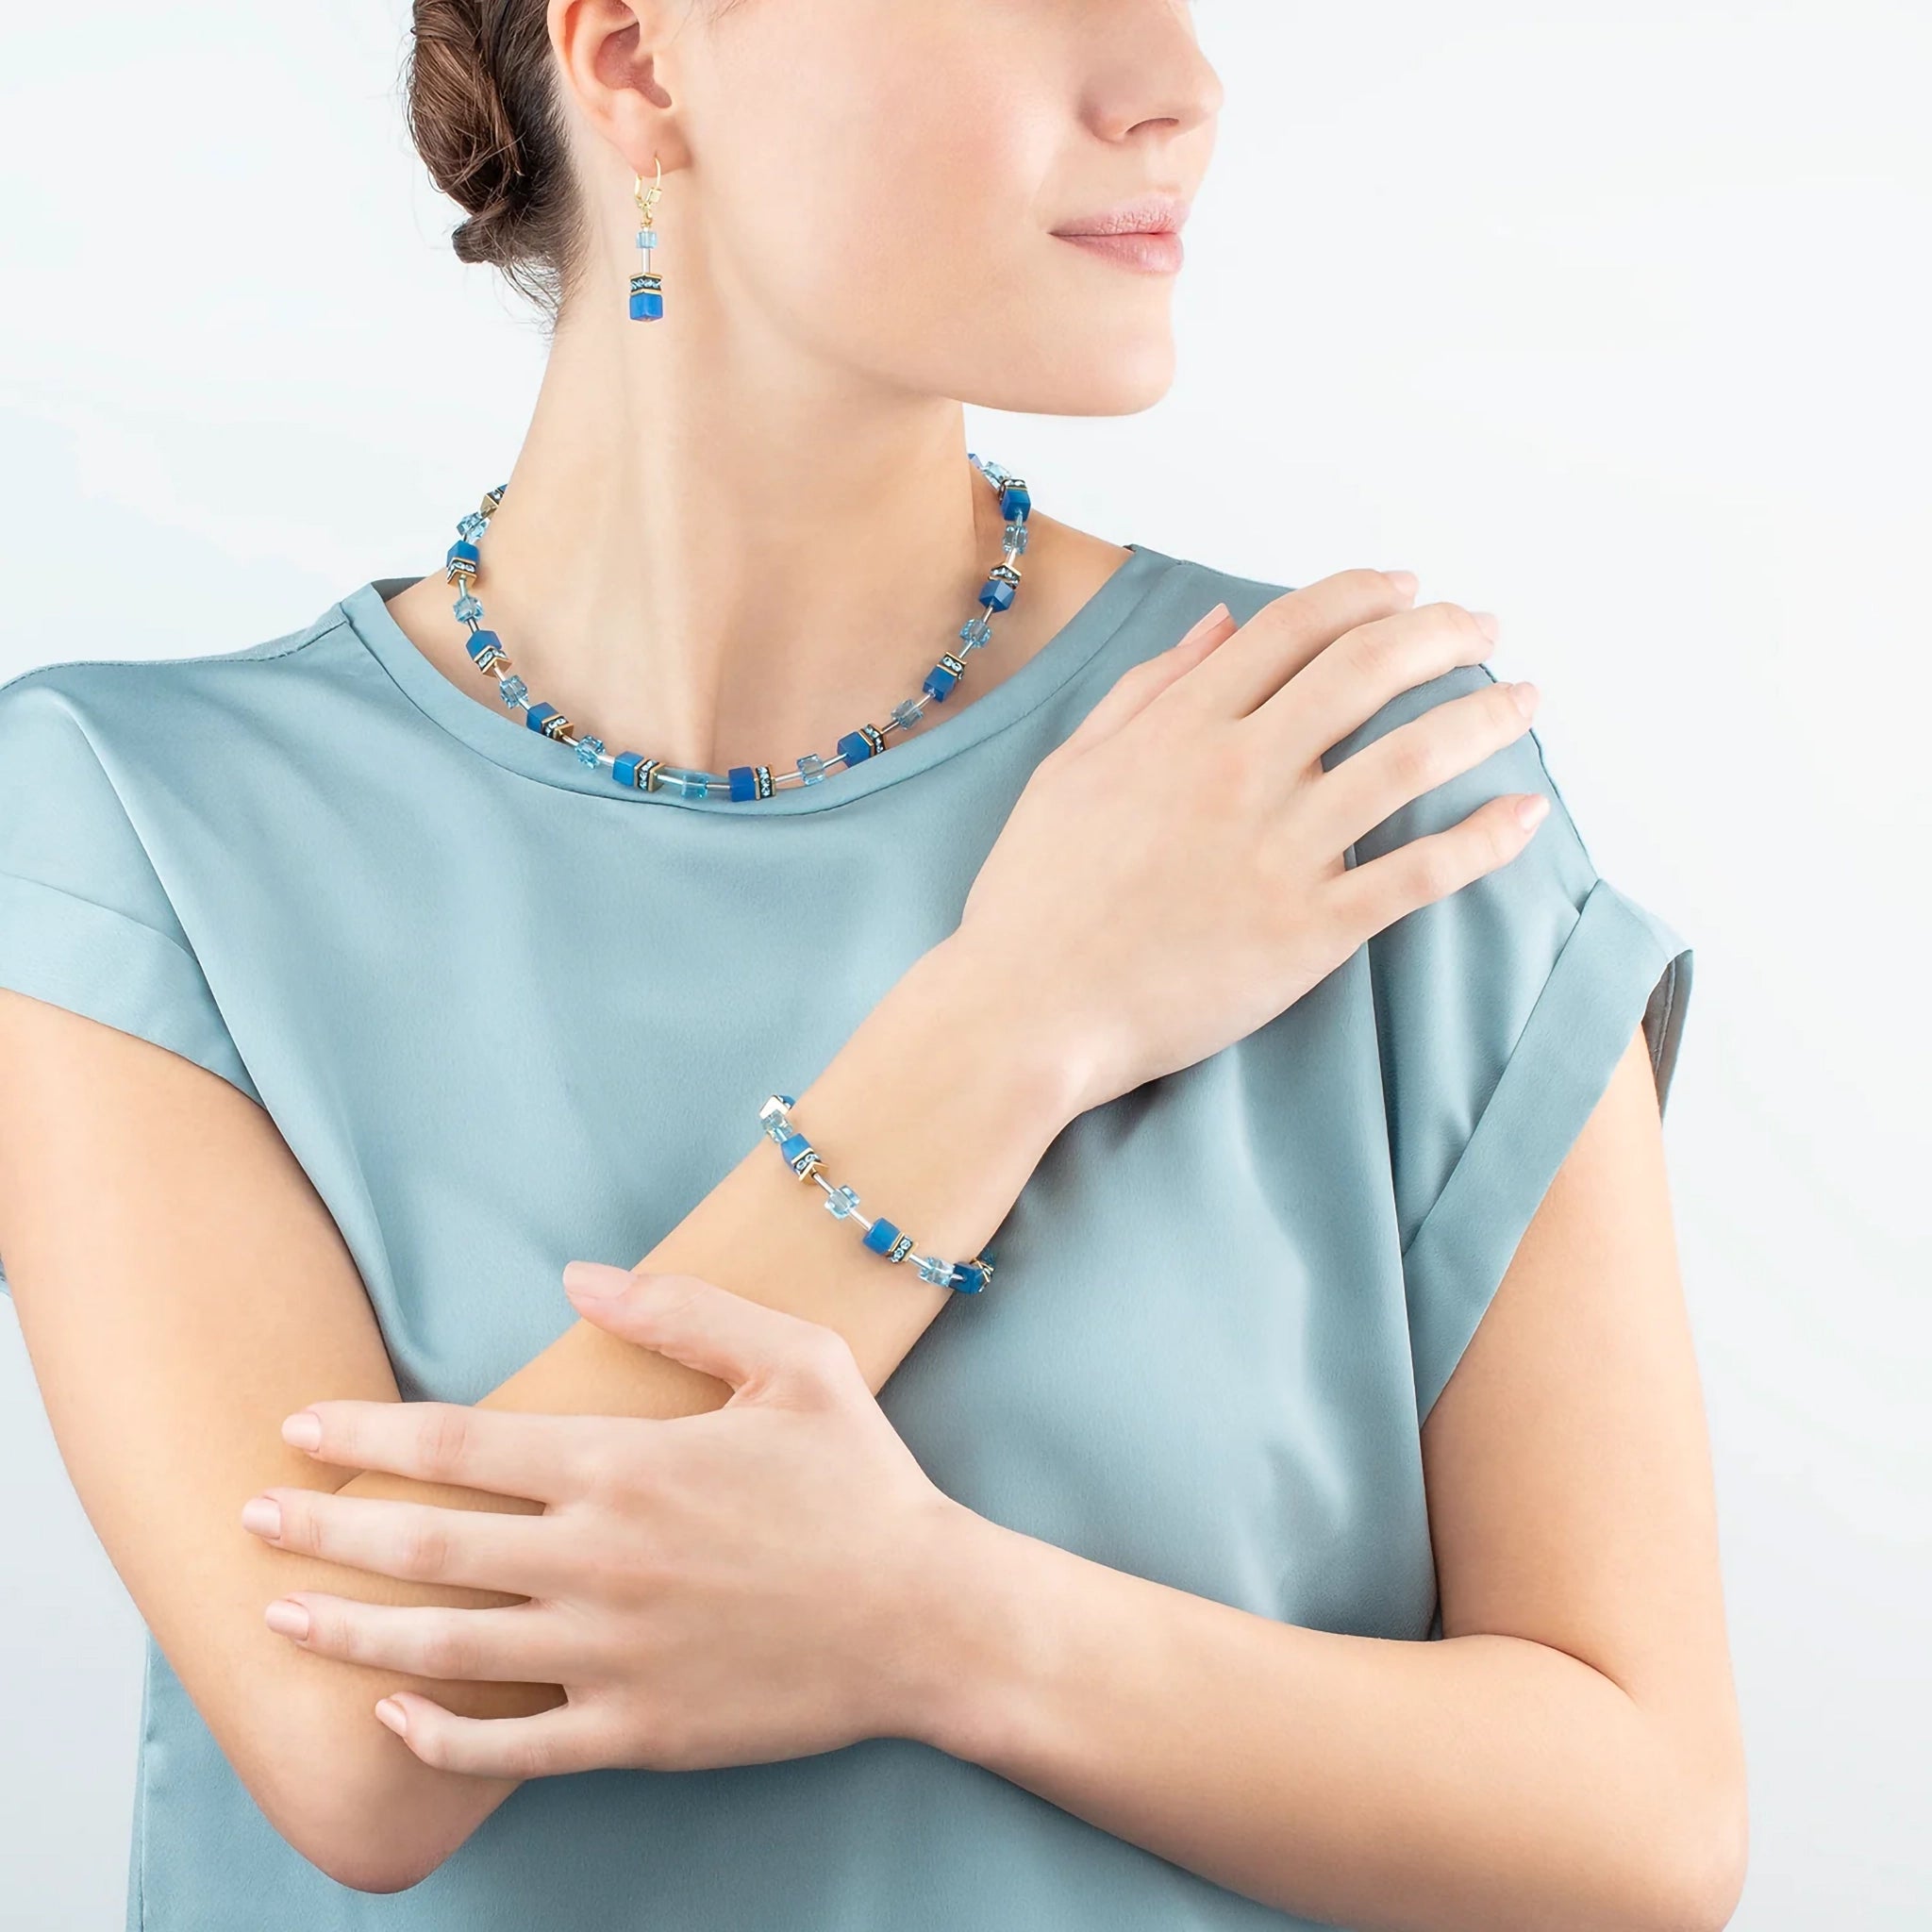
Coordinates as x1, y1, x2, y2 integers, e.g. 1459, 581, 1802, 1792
405, 0, 573, 313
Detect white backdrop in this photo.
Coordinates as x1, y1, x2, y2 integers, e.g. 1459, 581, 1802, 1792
3, 4, 1925, 1925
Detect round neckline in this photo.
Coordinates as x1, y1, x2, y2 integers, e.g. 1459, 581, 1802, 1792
338, 542, 1179, 815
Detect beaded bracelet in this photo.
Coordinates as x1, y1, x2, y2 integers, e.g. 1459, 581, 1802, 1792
758, 1093, 996, 1294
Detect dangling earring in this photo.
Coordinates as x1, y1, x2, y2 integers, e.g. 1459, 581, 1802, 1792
629, 158, 664, 321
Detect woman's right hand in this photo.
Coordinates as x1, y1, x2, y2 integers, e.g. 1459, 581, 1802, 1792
951, 568, 1548, 1118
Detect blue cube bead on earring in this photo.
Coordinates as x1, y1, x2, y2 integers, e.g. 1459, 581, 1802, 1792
631, 162, 665, 319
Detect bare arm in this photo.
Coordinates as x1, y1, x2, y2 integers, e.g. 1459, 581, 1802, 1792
0, 935, 1083, 1890
902, 1028, 1749, 1932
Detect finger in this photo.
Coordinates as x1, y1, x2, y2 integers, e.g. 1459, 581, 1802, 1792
1054, 601, 1235, 758
374, 1689, 621, 1780
1317, 676, 1539, 851
565, 1265, 859, 1404
243, 1487, 569, 1596
266, 1592, 575, 1685
1248, 599, 1498, 764
1330, 790, 1551, 935
280, 1399, 601, 1506
1175, 568, 1419, 719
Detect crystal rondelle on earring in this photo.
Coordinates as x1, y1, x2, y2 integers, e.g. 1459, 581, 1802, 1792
630, 158, 664, 321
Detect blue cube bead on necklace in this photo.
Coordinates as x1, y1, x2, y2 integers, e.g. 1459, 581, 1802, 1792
978, 563, 1021, 613
439, 452, 1031, 804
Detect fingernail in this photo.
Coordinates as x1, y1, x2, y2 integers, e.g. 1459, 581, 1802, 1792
241, 1496, 282, 1539
1174, 602, 1230, 651
375, 1697, 409, 1739
1516, 794, 1551, 830
563, 1260, 634, 1299
1384, 570, 1419, 597
1508, 680, 1539, 716
281, 1411, 322, 1451
264, 1598, 309, 1640
1473, 609, 1501, 641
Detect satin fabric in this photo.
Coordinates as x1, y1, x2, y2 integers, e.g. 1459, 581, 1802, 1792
0, 541, 1691, 1930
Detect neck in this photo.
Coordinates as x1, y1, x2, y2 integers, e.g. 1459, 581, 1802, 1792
391, 288, 1120, 780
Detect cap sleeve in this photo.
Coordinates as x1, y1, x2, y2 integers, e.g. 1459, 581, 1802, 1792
1341, 660, 1694, 1425
0, 668, 262, 1297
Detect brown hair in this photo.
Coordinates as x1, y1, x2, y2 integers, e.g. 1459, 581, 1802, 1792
403, 2, 585, 324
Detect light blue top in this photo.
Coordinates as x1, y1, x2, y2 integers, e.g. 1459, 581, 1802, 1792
0, 541, 1692, 1931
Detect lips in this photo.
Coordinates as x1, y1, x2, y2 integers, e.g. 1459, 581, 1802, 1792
1055, 229, 1185, 274
1050, 194, 1191, 273
1052, 194, 1191, 239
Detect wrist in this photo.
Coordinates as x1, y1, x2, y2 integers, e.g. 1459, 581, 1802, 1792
884, 1494, 1044, 1764
905, 933, 1101, 1131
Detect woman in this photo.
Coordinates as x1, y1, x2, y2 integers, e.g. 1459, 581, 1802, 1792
0, 2, 1744, 1928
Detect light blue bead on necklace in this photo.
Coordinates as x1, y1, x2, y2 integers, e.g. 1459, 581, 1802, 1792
440, 455, 1034, 802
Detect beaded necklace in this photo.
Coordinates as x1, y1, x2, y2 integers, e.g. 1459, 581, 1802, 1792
440, 452, 1033, 802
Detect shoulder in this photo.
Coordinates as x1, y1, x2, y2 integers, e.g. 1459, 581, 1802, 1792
1124, 541, 1298, 641
0, 596, 356, 722
1119, 544, 1552, 808
0, 595, 367, 810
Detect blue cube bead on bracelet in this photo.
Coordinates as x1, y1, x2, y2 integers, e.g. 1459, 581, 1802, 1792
777, 1131, 820, 1179
862, 1218, 916, 1263
758, 1091, 994, 1294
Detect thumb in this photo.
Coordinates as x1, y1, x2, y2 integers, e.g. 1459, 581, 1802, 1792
562, 1261, 846, 1399
1055, 600, 1234, 759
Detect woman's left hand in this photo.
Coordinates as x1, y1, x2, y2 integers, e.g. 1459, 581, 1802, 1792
240, 1263, 973, 1778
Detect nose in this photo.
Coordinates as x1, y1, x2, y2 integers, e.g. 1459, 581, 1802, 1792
1110, 1, 1226, 142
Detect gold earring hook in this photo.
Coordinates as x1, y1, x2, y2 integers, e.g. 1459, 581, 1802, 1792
633, 156, 663, 222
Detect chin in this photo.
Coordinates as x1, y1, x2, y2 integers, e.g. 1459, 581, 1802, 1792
934, 296, 1174, 414
997, 337, 1179, 418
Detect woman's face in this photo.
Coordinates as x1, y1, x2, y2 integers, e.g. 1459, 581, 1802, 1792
564, 0, 1222, 413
